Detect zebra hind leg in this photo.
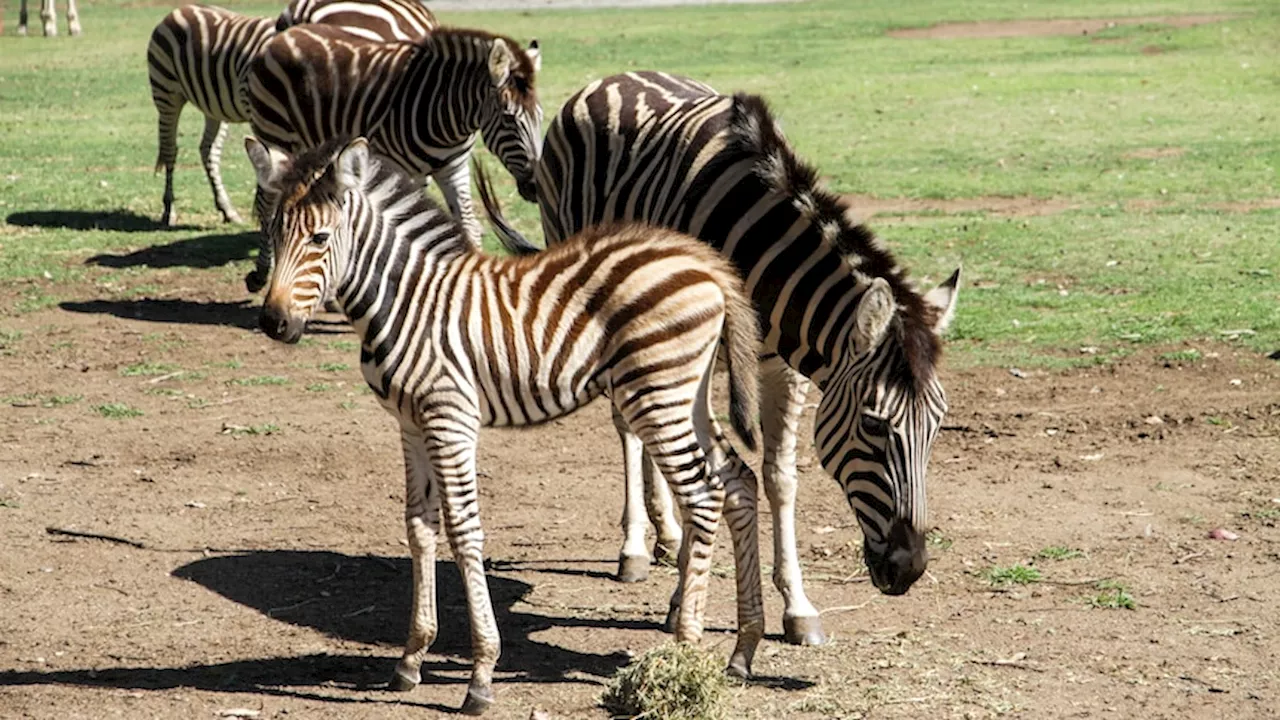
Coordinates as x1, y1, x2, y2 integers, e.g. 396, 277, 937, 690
40, 0, 56, 36
18, 0, 29, 35
198, 116, 243, 224
613, 406, 653, 583
643, 451, 683, 566
391, 429, 441, 691
66, 0, 80, 36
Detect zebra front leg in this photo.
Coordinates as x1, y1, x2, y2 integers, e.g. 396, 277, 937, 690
18, 0, 29, 35
431, 157, 483, 248
198, 116, 243, 224
245, 184, 276, 293
760, 358, 825, 645
40, 0, 56, 36
391, 428, 441, 691
66, 0, 80, 36
428, 429, 500, 715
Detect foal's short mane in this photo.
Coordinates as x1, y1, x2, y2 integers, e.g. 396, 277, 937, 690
726, 93, 942, 390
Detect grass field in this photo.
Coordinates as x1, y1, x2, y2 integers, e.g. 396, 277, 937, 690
1, 0, 1277, 367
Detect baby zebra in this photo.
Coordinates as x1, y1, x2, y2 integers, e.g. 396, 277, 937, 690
245, 136, 768, 715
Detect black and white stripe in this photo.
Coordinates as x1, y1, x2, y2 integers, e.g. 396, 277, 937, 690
245, 136, 764, 714
146, 0, 437, 226
243, 23, 543, 292
492, 71, 961, 661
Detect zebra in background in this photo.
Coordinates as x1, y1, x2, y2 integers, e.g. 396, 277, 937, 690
18, 0, 79, 36
489, 71, 960, 656
146, 0, 437, 226
244, 24, 542, 291
244, 135, 768, 713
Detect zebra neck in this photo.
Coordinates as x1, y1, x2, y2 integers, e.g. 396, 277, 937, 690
399, 41, 492, 148
335, 189, 467, 346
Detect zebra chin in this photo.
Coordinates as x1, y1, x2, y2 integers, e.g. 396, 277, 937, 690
864, 519, 928, 596
516, 177, 537, 202
259, 303, 307, 344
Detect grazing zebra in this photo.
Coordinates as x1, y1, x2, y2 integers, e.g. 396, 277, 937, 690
18, 0, 79, 36
488, 71, 961, 655
243, 24, 542, 291
244, 135, 768, 713
146, 0, 437, 227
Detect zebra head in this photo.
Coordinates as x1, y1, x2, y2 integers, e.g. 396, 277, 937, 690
245, 136, 368, 344
478, 37, 542, 202
816, 269, 960, 596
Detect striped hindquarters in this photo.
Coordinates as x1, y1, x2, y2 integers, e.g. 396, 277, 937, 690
147, 5, 276, 125
278, 0, 438, 41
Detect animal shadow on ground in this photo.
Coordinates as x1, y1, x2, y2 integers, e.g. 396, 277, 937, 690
85, 231, 259, 269
58, 298, 351, 335
0, 551, 634, 711
5, 209, 195, 233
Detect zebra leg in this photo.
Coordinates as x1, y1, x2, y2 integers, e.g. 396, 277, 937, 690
760, 358, 826, 645
40, 0, 55, 36
431, 157, 483, 248
19, 0, 29, 36
152, 95, 183, 227
391, 428, 441, 692
642, 451, 683, 566
613, 407, 651, 583
198, 116, 243, 224
427, 429, 499, 715
245, 184, 276, 293
66, 0, 80, 36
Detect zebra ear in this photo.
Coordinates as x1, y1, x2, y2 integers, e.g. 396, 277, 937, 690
526, 39, 541, 73
488, 38, 514, 87
923, 267, 961, 336
244, 136, 288, 192
852, 277, 896, 354
336, 137, 372, 191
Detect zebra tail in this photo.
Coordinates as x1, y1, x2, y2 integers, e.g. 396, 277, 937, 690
719, 270, 761, 452
472, 159, 542, 256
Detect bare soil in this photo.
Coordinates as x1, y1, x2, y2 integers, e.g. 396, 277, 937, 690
1, 270, 1279, 719
888, 14, 1239, 40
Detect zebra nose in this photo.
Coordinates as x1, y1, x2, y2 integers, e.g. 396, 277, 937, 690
517, 178, 537, 202
866, 521, 928, 595
260, 304, 299, 343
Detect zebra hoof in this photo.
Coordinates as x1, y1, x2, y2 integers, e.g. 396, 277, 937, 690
460, 686, 494, 716
388, 668, 419, 692
726, 656, 752, 680
652, 541, 680, 567
223, 211, 244, 225
244, 270, 266, 294
160, 211, 177, 228
616, 555, 650, 583
782, 616, 827, 646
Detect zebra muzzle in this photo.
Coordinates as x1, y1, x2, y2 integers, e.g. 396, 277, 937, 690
260, 303, 305, 344
865, 519, 928, 596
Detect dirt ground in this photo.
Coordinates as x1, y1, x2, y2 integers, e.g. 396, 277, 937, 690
0, 265, 1278, 720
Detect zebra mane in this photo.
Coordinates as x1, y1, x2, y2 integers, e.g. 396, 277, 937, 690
278, 137, 465, 250
726, 93, 942, 390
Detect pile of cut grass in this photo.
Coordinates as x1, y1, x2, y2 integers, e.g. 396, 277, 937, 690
602, 642, 729, 720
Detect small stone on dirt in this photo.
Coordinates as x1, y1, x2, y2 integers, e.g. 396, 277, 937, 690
1229, 379, 1242, 386
1144, 415, 1164, 425
1009, 368, 1027, 379
529, 709, 551, 720
185, 500, 206, 509
1207, 528, 1239, 541
217, 711, 260, 719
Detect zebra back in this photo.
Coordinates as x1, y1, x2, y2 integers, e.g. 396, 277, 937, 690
278, 0, 438, 41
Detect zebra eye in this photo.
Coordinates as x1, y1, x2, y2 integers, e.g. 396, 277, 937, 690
860, 413, 888, 436
310, 231, 331, 246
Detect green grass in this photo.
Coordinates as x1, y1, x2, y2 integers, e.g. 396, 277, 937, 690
317, 362, 351, 373
1035, 545, 1085, 561
305, 382, 333, 392
42, 394, 83, 408
120, 361, 179, 377
228, 375, 289, 387
983, 564, 1043, 586
93, 403, 143, 419
223, 423, 281, 436
1, 0, 1278, 366
1089, 580, 1137, 609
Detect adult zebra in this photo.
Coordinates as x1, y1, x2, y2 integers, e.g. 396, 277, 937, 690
243, 23, 542, 291
487, 71, 960, 647
245, 135, 767, 713
146, 0, 437, 226
18, 0, 79, 36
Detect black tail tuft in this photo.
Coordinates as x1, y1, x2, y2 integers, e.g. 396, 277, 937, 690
473, 160, 542, 257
